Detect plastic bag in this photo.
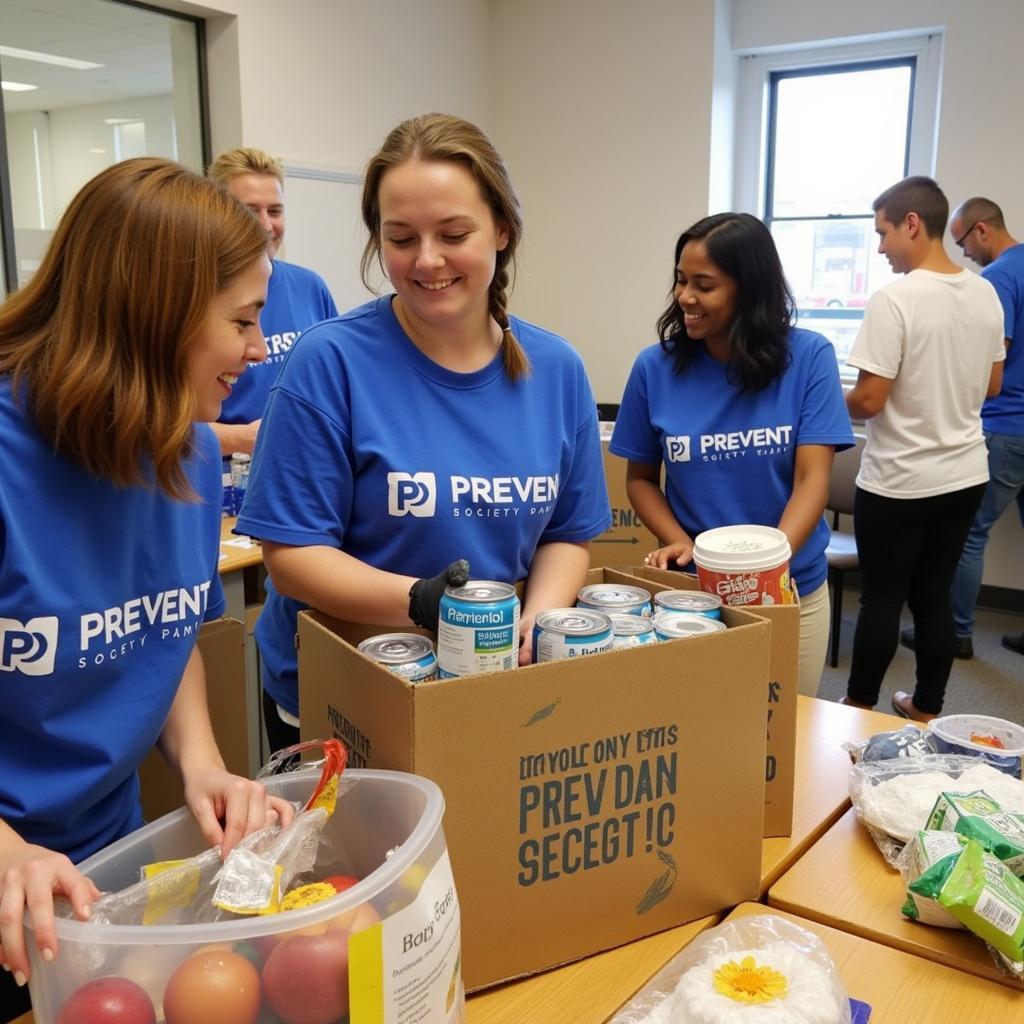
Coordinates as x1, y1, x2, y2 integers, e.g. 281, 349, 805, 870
842, 725, 936, 765
898, 830, 967, 929
848, 754, 1024, 867
608, 914, 852, 1024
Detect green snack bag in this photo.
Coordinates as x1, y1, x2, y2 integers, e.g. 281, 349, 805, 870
937, 839, 1024, 966
956, 812, 1024, 878
903, 830, 967, 927
926, 790, 1001, 832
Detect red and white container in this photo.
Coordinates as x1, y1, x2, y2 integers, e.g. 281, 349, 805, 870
692, 525, 795, 607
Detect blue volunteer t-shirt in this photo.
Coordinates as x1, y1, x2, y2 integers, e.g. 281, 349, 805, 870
218, 259, 338, 426
0, 378, 226, 863
237, 296, 611, 715
610, 328, 853, 596
980, 243, 1024, 436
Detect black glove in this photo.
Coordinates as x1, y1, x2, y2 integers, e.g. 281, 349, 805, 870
408, 559, 470, 632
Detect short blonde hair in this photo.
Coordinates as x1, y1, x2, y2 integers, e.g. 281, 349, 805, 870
0, 158, 268, 498
361, 113, 530, 381
208, 146, 285, 188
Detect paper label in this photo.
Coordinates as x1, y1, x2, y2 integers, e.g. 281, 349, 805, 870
349, 850, 463, 1024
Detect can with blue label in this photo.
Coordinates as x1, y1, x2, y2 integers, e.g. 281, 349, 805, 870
577, 583, 653, 617
230, 452, 251, 516
652, 590, 723, 619
533, 608, 613, 663
652, 612, 727, 641
608, 613, 659, 650
358, 633, 437, 682
437, 581, 520, 678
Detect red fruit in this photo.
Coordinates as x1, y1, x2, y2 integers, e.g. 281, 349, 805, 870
163, 950, 261, 1024
55, 976, 156, 1024
262, 929, 349, 1024
322, 874, 359, 894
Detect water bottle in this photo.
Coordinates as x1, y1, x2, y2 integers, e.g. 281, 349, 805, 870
230, 452, 251, 516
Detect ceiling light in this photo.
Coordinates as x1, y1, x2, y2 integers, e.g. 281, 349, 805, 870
0, 45, 103, 71
1, 80, 38, 92
104, 117, 142, 125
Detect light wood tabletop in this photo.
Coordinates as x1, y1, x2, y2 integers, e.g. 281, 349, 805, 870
726, 903, 1024, 1020
758, 695, 904, 893
769, 806, 1024, 991
218, 515, 263, 574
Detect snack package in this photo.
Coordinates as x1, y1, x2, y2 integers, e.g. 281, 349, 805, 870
955, 812, 1024, 877
849, 755, 1024, 866
936, 839, 1024, 977
900, 830, 967, 929
843, 725, 936, 765
926, 790, 1001, 832
608, 914, 852, 1024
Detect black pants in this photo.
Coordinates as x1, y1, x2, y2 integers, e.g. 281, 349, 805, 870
846, 483, 985, 714
262, 686, 301, 757
0, 970, 30, 1023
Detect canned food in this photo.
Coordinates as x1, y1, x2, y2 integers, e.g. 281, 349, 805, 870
652, 590, 723, 619
577, 583, 653, 617
608, 613, 658, 650
437, 581, 520, 678
230, 452, 251, 516
652, 612, 727, 641
358, 633, 437, 682
533, 609, 613, 663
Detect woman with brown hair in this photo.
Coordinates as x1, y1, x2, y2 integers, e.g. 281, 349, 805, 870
0, 157, 294, 1016
237, 113, 610, 748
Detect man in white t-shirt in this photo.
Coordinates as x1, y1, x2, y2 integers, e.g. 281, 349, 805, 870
839, 176, 1005, 723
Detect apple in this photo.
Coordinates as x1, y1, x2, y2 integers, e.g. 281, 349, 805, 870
262, 929, 349, 1024
55, 976, 156, 1024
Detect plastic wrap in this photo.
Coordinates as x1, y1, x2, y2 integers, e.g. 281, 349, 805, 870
608, 914, 852, 1024
848, 754, 1024, 867
841, 725, 936, 765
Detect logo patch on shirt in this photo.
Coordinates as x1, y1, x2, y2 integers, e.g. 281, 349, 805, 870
0, 617, 59, 676
388, 472, 437, 517
665, 436, 691, 462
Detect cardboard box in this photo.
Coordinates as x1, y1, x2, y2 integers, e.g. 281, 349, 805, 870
617, 567, 798, 838
139, 617, 250, 821
590, 429, 659, 569
298, 569, 770, 990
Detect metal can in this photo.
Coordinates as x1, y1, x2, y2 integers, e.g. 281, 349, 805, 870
576, 583, 653, 617
608, 613, 658, 650
533, 609, 613, 663
437, 581, 520, 678
230, 452, 251, 516
652, 590, 723, 619
358, 633, 437, 682
652, 612, 727, 641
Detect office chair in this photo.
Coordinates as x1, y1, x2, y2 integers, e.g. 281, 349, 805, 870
826, 435, 866, 667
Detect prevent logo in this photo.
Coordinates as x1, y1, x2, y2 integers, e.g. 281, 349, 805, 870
388, 472, 437, 517
0, 616, 59, 676
665, 436, 691, 463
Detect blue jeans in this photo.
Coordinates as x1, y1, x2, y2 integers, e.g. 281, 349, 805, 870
951, 432, 1024, 638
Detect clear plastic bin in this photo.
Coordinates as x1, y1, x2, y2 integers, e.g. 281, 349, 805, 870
26, 767, 464, 1024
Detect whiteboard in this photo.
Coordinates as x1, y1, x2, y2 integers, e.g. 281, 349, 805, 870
281, 165, 383, 315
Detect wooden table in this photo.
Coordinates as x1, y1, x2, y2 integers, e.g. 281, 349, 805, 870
769, 806, 1024, 991
758, 696, 903, 893
725, 903, 1023, 1020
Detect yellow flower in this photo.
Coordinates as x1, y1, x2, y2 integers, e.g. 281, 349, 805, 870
713, 955, 789, 1004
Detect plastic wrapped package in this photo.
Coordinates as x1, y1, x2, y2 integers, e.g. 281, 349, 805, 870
899, 831, 967, 929
842, 725, 936, 765
849, 755, 1024, 866
608, 914, 852, 1024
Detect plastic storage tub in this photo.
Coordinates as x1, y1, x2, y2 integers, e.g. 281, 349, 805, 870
928, 714, 1024, 778
26, 768, 464, 1024
692, 525, 795, 607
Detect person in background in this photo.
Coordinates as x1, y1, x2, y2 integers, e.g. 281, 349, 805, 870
207, 147, 338, 457
843, 177, 1005, 722
899, 197, 1024, 661
610, 213, 853, 697
0, 159, 293, 1022
236, 113, 611, 751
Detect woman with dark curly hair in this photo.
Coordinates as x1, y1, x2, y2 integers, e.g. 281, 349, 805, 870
610, 212, 853, 694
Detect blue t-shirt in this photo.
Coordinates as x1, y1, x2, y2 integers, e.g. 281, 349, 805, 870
217, 259, 337, 426
237, 296, 611, 715
610, 328, 853, 596
981, 243, 1024, 436
0, 379, 226, 863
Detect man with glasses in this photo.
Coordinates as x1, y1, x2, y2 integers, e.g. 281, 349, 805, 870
932, 198, 1023, 657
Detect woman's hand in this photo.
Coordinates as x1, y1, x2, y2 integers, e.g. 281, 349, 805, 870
183, 769, 296, 859
644, 540, 693, 570
518, 614, 535, 666
0, 840, 100, 985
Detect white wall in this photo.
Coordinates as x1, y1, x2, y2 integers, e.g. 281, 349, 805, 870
491, 0, 719, 405
732, 0, 1024, 592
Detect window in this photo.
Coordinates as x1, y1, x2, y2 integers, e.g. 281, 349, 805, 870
0, 0, 209, 296
735, 34, 943, 375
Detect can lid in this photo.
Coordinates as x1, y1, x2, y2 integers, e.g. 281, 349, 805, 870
577, 584, 651, 608
230, 452, 251, 464
444, 581, 517, 602
609, 613, 655, 636
358, 633, 435, 664
535, 608, 612, 636
693, 525, 790, 572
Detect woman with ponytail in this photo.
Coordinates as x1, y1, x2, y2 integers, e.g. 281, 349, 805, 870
238, 114, 610, 745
